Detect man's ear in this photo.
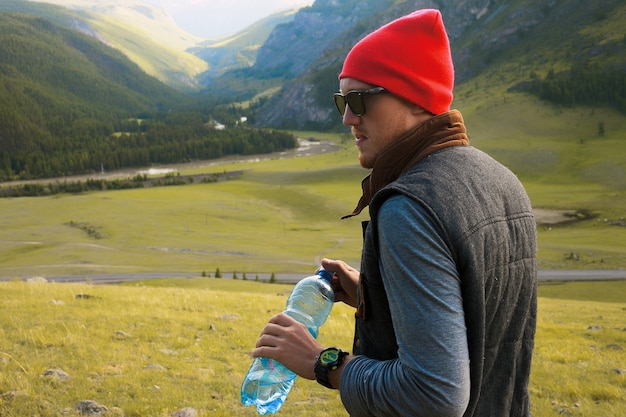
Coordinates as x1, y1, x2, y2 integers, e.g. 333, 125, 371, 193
410, 103, 432, 117
409, 103, 435, 125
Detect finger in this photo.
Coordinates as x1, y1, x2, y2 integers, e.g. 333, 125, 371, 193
267, 312, 297, 326
323, 258, 357, 277
259, 321, 290, 340
321, 258, 340, 272
255, 333, 280, 349
251, 345, 275, 358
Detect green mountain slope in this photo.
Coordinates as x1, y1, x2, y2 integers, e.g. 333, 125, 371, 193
250, 0, 626, 129
34, 0, 204, 50
239, 0, 625, 203
2, 0, 208, 90
1, 0, 624, 192
0, 12, 179, 178
0, 12, 179, 120
191, 9, 300, 82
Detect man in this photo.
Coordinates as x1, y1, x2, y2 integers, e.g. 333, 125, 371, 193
253, 9, 537, 417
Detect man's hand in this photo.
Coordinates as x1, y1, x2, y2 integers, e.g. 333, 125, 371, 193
252, 313, 324, 380
321, 258, 360, 308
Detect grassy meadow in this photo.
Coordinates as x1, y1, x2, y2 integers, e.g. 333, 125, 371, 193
0, 278, 624, 416
0, 86, 625, 416
0, 148, 367, 278
1, 99, 626, 278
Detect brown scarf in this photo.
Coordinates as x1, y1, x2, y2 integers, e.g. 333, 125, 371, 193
342, 110, 469, 219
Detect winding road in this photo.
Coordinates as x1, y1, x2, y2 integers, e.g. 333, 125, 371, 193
2, 269, 625, 285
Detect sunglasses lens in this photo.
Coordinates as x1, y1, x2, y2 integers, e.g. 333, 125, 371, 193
346, 92, 365, 116
334, 87, 386, 117
333, 92, 365, 116
333, 94, 347, 116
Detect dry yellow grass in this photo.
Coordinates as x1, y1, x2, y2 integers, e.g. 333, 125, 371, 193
0, 279, 624, 416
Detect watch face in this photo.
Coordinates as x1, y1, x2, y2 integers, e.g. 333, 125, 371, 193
320, 349, 340, 365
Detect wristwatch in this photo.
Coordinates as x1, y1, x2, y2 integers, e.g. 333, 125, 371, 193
314, 347, 348, 389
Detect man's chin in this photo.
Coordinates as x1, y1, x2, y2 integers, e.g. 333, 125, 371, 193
358, 154, 374, 169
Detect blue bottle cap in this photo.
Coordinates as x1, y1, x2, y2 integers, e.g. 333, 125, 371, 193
317, 267, 333, 282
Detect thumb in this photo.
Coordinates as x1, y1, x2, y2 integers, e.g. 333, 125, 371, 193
321, 258, 355, 275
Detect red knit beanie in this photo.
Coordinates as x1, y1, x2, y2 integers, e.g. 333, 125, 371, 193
339, 9, 454, 115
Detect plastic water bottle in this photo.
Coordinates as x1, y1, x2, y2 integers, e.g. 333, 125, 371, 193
241, 268, 334, 414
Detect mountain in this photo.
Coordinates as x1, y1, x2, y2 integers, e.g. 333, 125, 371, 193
0, 10, 299, 181
1, 0, 208, 89
0, 11, 181, 123
191, 8, 302, 83
0, 1, 306, 181
0, 11, 183, 177
245, 0, 626, 129
7, 0, 624, 120
1, 0, 624, 181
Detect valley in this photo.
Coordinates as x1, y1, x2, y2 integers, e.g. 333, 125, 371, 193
0, 0, 624, 276
0, 3, 624, 416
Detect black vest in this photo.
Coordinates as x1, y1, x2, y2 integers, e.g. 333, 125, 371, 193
355, 146, 537, 417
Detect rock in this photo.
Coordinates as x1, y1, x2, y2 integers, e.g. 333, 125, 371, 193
555, 406, 572, 415
108, 406, 125, 416
144, 364, 166, 371
49, 299, 65, 305
75, 294, 96, 299
88, 372, 102, 381
0, 390, 25, 400
42, 368, 70, 380
26, 277, 48, 283
587, 325, 602, 330
172, 407, 198, 417
114, 330, 131, 339
75, 400, 108, 415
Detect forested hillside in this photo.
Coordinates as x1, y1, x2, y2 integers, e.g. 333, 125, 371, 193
1, 0, 624, 181
250, 0, 626, 129
0, 13, 295, 181
0, 0, 207, 89
192, 9, 300, 82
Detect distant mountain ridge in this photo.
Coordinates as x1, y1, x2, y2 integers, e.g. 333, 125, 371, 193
40, 0, 203, 50
0, 8, 296, 181
247, 0, 626, 129
0, 0, 624, 181
1, 0, 208, 89
7, 0, 625, 109
0, 11, 182, 177
191, 9, 301, 82
0, 11, 179, 125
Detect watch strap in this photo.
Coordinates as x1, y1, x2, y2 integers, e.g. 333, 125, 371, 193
314, 347, 348, 389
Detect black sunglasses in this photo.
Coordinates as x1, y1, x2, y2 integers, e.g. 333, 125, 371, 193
333, 87, 387, 117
